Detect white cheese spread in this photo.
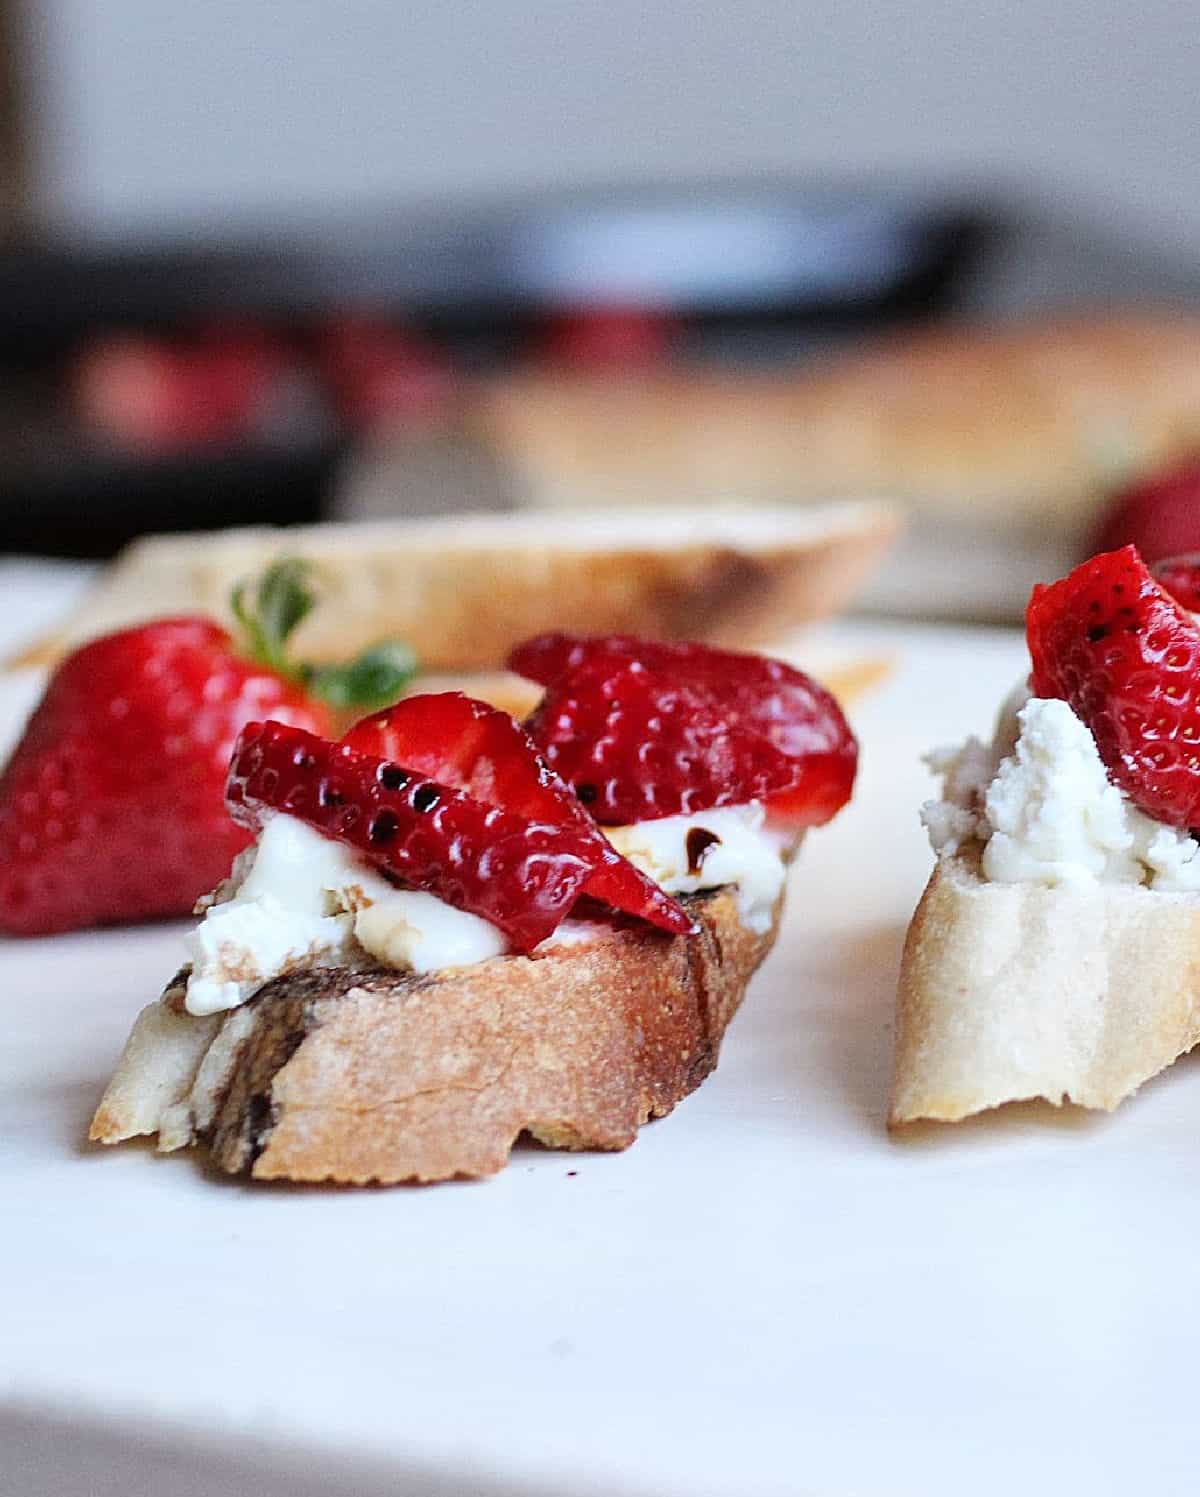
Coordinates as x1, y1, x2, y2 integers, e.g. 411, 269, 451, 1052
603, 802, 788, 934
183, 796, 791, 1016
184, 814, 506, 1016
923, 690, 1200, 893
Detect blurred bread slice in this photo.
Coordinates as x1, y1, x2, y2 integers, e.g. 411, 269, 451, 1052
890, 848, 1200, 1126
8, 501, 900, 673
472, 312, 1200, 535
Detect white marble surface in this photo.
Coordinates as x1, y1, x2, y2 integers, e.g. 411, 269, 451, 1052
3, 599, 1199, 1497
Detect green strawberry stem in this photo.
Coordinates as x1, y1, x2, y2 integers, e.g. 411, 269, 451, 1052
231, 559, 417, 712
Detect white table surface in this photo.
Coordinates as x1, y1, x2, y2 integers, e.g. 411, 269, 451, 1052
3, 576, 1198, 1497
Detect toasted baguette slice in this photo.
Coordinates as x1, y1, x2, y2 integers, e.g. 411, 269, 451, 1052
8, 501, 900, 672
890, 848, 1200, 1126
90, 888, 778, 1184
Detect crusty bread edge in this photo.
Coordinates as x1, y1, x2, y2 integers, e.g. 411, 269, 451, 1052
6, 501, 902, 672
890, 851, 1200, 1126
90, 887, 779, 1184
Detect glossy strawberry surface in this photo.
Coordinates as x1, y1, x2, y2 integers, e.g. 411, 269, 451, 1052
1028, 546, 1200, 828
344, 691, 584, 820
1151, 555, 1200, 613
0, 619, 330, 935
228, 718, 693, 949
510, 633, 857, 825
343, 693, 695, 934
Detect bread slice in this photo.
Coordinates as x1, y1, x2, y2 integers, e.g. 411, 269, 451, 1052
90, 888, 778, 1183
890, 847, 1200, 1126
7, 501, 901, 672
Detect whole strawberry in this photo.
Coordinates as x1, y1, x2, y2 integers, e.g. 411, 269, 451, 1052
0, 562, 415, 936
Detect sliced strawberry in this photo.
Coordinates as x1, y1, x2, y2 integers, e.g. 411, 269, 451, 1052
1151, 555, 1200, 612
343, 692, 578, 820
227, 720, 694, 949
343, 692, 694, 933
506, 632, 586, 685
511, 633, 857, 826
523, 656, 800, 824
1028, 545, 1200, 828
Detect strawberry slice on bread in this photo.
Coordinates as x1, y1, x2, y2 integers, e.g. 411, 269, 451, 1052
91, 635, 857, 1183
513, 632, 857, 826
227, 715, 693, 950
894, 545, 1200, 1127
1028, 544, 1200, 829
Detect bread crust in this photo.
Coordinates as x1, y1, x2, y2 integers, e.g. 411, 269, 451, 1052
8, 501, 900, 672
474, 312, 1200, 529
90, 888, 778, 1183
891, 851, 1200, 1125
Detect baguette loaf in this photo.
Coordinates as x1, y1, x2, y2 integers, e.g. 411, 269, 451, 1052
91, 887, 777, 1183
474, 312, 1200, 533
890, 848, 1200, 1125
9, 501, 900, 672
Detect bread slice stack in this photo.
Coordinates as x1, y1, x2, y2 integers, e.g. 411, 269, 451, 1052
91, 887, 776, 1183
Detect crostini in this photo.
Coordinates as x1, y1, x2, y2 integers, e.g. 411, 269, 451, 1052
894, 546, 1200, 1125
92, 634, 858, 1182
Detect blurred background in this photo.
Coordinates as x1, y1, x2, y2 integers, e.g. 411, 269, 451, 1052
2, 0, 1199, 615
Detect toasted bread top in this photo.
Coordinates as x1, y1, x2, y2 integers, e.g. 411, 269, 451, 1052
9, 500, 900, 671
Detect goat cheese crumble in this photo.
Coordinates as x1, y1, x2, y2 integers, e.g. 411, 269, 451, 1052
184, 815, 506, 1015
604, 803, 788, 934
183, 801, 789, 1016
923, 688, 1200, 892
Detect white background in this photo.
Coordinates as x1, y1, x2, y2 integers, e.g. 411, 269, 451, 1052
20, 0, 1200, 259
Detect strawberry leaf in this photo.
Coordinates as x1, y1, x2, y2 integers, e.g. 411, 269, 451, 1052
306, 641, 418, 710
231, 558, 317, 675
255, 558, 316, 657
231, 558, 418, 709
